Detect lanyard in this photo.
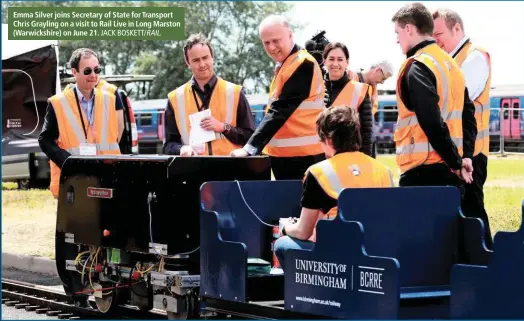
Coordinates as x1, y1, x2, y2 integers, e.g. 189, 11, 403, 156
191, 86, 212, 112
452, 38, 470, 59
73, 89, 94, 140
190, 85, 214, 155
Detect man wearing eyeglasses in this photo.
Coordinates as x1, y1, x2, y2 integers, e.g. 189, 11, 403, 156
351, 61, 394, 116
38, 48, 123, 308
39, 48, 123, 199
349, 60, 394, 158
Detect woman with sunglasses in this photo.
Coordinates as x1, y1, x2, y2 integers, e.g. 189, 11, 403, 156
322, 42, 374, 158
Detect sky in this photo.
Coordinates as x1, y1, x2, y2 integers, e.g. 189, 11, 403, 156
287, 1, 524, 90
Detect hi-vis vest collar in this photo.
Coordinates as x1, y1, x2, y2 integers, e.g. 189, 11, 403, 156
268, 52, 324, 110
96, 79, 118, 94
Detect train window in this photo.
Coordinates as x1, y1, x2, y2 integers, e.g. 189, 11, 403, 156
513, 101, 520, 119
383, 105, 398, 122
502, 101, 509, 119
140, 114, 153, 126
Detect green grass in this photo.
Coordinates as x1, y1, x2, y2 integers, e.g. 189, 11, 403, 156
376, 154, 524, 235
2, 188, 57, 259
2, 154, 523, 259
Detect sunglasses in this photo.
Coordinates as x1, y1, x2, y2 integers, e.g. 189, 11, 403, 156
83, 66, 101, 76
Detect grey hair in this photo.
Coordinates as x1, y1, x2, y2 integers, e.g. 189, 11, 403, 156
258, 14, 292, 34
371, 60, 394, 76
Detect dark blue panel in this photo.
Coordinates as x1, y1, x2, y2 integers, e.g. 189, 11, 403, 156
200, 209, 247, 302
451, 200, 524, 319
284, 216, 400, 319
459, 207, 493, 265
337, 186, 461, 290
199, 180, 303, 302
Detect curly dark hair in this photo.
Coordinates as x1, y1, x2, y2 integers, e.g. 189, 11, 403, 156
183, 33, 214, 62
316, 105, 361, 153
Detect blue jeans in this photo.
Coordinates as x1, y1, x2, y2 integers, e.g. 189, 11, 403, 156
274, 236, 315, 270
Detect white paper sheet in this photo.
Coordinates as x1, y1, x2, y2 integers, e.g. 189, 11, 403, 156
188, 109, 216, 145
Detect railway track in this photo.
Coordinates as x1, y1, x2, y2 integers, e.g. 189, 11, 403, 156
1, 278, 167, 319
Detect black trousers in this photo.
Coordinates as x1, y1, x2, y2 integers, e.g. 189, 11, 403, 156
461, 153, 492, 249
270, 154, 326, 180
399, 163, 464, 193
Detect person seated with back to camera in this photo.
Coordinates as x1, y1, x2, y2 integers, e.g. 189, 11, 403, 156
274, 105, 395, 270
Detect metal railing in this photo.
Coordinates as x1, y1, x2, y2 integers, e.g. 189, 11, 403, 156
251, 107, 524, 155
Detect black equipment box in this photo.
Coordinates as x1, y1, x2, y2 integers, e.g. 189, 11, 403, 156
56, 155, 271, 257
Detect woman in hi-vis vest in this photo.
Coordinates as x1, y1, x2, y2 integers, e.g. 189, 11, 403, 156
322, 42, 374, 158
273, 106, 394, 271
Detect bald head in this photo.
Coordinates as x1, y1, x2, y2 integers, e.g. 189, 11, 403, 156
259, 14, 294, 63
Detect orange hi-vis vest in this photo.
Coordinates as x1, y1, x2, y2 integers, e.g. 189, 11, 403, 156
348, 70, 359, 82
348, 69, 379, 115
167, 77, 242, 156
331, 80, 370, 110
394, 43, 465, 174
454, 41, 492, 157
48, 86, 120, 198
263, 49, 325, 157
306, 152, 394, 242
96, 79, 118, 95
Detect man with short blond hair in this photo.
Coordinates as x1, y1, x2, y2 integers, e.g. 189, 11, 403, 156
230, 15, 326, 180
433, 7, 492, 248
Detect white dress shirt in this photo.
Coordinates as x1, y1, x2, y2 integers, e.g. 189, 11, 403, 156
450, 37, 490, 101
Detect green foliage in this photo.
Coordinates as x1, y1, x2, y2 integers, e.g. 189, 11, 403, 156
2, 0, 298, 99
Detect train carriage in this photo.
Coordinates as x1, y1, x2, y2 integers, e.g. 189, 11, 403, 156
373, 85, 524, 153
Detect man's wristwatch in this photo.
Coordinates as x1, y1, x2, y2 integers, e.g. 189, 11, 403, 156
223, 123, 232, 134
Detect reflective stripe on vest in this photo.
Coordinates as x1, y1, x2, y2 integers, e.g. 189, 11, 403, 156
307, 152, 395, 242
263, 49, 325, 156
331, 80, 369, 110
348, 70, 379, 115
168, 77, 240, 155
55, 89, 120, 153
394, 43, 465, 174
396, 137, 463, 154
48, 87, 120, 198
454, 41, 492, 156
